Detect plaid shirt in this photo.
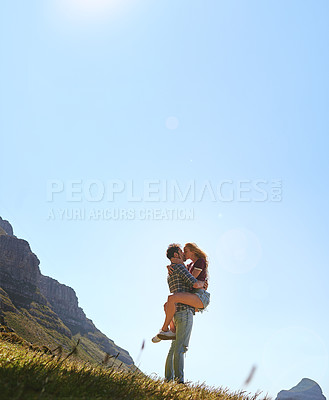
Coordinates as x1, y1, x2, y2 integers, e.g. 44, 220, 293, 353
167, 263, 197, 313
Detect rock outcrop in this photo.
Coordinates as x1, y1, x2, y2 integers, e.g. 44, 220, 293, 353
0, 216, 14, 236
0, 216, 134, 366
38, 275, 92, 335
275, 378, 326, 400
0, 235, 41, 285
0, 235, 46, 309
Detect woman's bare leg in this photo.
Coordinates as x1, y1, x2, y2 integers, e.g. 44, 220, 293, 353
161, 293, 203, 332
169, 319, 176, 333
164, 301, 176, 333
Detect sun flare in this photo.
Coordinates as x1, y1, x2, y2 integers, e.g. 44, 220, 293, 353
53, 0, 136, 23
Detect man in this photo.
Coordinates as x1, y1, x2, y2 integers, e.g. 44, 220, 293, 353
161, 243, 206, 384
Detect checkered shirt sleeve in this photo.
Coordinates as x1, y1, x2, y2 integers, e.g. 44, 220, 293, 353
168, 263, 197, 292
167, 263, 197, 313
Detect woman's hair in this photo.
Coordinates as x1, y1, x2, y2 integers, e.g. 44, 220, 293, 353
184, 243, 209, 279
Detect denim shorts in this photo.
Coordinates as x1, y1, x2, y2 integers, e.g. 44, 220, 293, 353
192, 288, 210, 310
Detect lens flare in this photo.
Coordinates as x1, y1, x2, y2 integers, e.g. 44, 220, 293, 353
50, 0, 136, 24
216, 228, 262, 274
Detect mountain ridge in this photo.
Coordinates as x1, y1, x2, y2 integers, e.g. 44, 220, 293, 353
0, 216, 134, 367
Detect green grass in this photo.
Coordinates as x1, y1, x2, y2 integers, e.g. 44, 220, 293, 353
0, 334, 270, 400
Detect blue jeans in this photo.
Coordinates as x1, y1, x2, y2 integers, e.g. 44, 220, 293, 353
164, 309, 194, 383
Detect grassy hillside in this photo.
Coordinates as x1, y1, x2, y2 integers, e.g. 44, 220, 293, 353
0, 333, 270, 400
0, 288, 129, 366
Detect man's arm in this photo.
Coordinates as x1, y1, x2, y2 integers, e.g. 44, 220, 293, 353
175, 264, 205, 289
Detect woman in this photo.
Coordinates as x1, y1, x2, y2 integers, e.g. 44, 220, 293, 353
153, 243, 210, 342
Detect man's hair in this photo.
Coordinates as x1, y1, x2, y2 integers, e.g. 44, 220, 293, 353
166, 243, 181, 260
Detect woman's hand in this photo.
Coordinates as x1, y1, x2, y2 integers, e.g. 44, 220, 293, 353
193, 280, 205, 289
193, 280, 208, 290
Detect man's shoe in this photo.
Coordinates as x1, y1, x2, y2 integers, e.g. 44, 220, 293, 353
157, 330, 176, 340
151, 334, 161, 343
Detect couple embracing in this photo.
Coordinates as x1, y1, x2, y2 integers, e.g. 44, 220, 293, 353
152, 242, 210, 384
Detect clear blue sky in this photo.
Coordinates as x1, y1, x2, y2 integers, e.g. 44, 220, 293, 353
1, 0, 328, 398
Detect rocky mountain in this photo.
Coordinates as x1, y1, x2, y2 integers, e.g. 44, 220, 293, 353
275, 378, 326, 400
0, 216, 134, 367
0, 216, 13, 236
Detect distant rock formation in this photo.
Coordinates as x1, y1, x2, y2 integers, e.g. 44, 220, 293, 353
0, 216, 134, 366
38, 275, 91, 335
0, 216, 14, 236
0, 235, 41, 285
275, 378, 326, 400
